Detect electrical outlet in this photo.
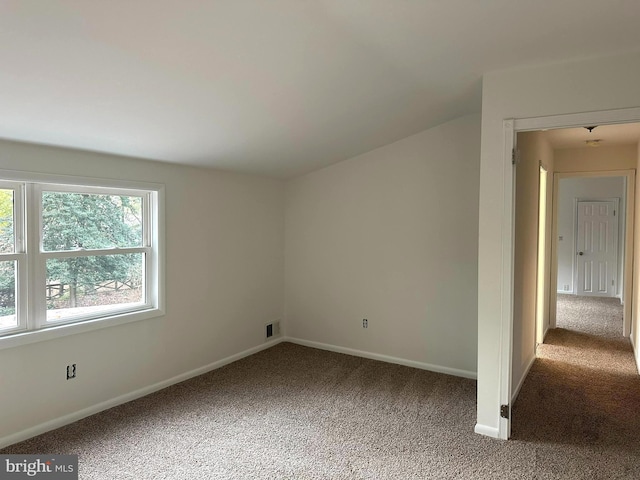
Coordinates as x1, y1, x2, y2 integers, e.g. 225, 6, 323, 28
66, 364, 76, 380
363, 319, 368, 328
564, 284, 570, 291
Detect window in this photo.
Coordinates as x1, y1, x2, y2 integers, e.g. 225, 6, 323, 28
0, 172, 163, 347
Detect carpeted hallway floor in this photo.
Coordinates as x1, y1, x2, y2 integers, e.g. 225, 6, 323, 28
2, 295, 639, 478
511, 294, 640, 473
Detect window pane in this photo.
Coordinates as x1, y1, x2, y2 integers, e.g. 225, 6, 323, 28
46, 253, 144, 322
0, 189, 14, 254
0, 261, 16, 330
42, 192, 143, 251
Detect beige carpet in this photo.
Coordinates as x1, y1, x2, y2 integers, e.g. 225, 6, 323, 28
2, 296, 639, 479
511, 294, 640, 475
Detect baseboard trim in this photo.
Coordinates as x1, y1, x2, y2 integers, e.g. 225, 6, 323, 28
511, 353, 536, 404
285, 337, 477, 379
474, 423, 500, 438
0, 337, 285, 449
631, 333, 640, 375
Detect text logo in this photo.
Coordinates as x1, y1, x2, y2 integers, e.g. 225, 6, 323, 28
0, 455, 77, 479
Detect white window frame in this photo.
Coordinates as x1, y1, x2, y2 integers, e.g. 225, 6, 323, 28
0, 180, 27, 336
0, 169, 164, 350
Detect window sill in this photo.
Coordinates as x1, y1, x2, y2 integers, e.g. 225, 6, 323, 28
0, 307, 164, 351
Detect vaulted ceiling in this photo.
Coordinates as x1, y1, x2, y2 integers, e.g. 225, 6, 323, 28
2, 1, 640, 178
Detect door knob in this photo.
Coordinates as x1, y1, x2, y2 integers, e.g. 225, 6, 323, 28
578, 251, 584, 256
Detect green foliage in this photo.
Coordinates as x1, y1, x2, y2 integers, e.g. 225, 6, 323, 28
0, 275, 15, 313
0, 189, 13, 254
43, 192, 143, 293
42, 192, 141, 250
0, 190, 15, 312
0, 260, 14, 313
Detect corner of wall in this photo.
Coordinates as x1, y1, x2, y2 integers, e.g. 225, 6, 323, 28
633, 140, 640, 369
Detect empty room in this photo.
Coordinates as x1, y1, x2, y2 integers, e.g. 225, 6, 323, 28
1, 1, 640, 478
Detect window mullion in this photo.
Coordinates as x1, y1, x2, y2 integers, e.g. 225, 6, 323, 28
26, 184, 46, 330
0, 182, 27, 334
14, 183, 25, 254
145, 192, 152, 308
143, 192, 151, 248
16, 184, 27, 332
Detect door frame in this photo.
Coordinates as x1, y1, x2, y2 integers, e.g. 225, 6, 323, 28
498, 106, 640, 440
573, 198, 620, 298
535, 164, 549, 346
550, 172, 633, 331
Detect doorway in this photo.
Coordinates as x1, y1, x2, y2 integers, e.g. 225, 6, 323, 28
554, 175, 626, 338
535, 165, 547, 345
551, 169, 634, 335
506, 117, 640, 440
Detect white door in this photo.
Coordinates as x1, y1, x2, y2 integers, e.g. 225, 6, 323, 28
576, 201, 618, 297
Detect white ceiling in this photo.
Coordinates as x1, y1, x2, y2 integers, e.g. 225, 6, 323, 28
1, 1, 640, 178
545, 123, 640, 149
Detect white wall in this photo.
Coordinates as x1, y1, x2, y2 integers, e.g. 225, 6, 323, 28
478, 50, 640, 438
633, 141, 640, 371
557, 175, 625, 295
554, 145, 637, 173
511, 131, 554, 402
285, 114, 480, 377
0, 140, 284, 444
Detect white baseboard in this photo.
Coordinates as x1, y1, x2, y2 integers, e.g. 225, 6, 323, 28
0, 337, 285, 450
511, 353, 536, 404
285, 337, 477, 379
474, 423, 500, 438
1, 335, 477, 449
631, 333, 640, 375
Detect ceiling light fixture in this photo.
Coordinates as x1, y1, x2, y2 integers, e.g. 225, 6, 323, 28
584, 126, 598, 133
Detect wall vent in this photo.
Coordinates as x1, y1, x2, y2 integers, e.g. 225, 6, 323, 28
266, 321, 281, 340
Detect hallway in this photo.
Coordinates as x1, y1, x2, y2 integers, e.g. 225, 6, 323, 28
511, 295, 640, 457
